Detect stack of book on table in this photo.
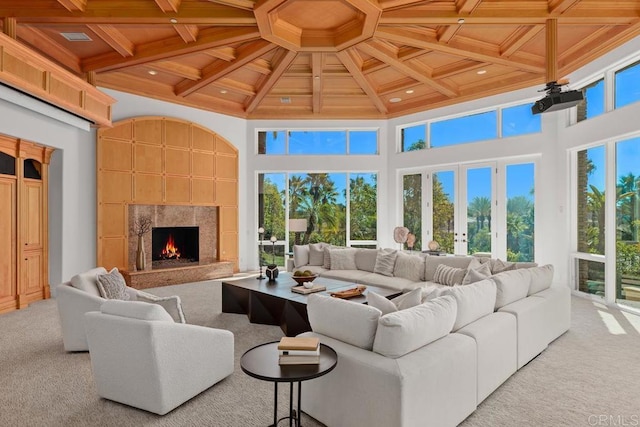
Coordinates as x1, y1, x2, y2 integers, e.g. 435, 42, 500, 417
278, 336, 320, 365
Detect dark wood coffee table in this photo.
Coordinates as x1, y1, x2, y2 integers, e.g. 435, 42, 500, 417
222, 273, 402, 336
241, 341, 337, 427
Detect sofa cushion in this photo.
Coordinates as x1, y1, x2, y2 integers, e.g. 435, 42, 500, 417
358, 273, 414, 291
100, 300, 174, 322
490, 259, 517, 274
393, 252, 424, 282
492, 268, 532, 309
462, 261, 492, 285
96, 268, 130, 301
307, 294, 381, 350
321, 269, 367, 283
308, 243, 327, 266
70, 267, 107, 297
424, 256, 473, 281
293, 245, 309, 268
367, 288, 422, 315
329, 248, 358, 270
372, 295, 457, 358
433, 264, 466, 286
527, 264, 554, 295
355, 248, 378, 272
373, 249, 398, 277
438, 279, 497, 331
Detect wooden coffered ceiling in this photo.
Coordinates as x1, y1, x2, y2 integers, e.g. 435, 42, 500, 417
1, 0, 640, 120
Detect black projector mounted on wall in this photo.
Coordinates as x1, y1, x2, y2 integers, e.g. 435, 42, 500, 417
531, 80, 584, 114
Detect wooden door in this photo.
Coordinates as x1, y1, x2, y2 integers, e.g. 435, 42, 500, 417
0, 177, 17, 312
23, 180, 43, 251
22, 252, 43, 297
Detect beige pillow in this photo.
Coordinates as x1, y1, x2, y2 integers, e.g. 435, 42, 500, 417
367, 288, 422, 315
527, 264, 554, 295
491, 259, 517, 274
433, 264, 466, 286
329, 248, 358, 270
373, 249, 398, 277
96, 268, 130, 300
493, 269, 531, 309
293, 245, 309, 268
393, 252, 425, 281
308, 243, 326, 266
462, 262, 492, 285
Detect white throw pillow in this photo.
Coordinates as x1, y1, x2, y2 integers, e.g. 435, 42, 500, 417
100, 300, 174, 322
70, 267, 107, 297
372, 296, 457, 359
136, 291, 187, 323
393, 252, 425, 282
308, 243, 326, 266
96, 268, 130, 301
367, 288, 422, 315
329, 248, 358, 270
293, 245, 309, 268
433, 264, 466, 286
492, 269, 532, 309
527, 264, 554, 295
307, 294, 381, 350
439, 279, 497, 331
461, 262, 492, 285
373, 249, 398, 277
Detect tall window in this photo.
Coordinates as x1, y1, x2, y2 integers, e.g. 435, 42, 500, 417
432, 171, 455, 254
403, 174, 422, 250
577, 145, 606, 255
506, 163, 535, 262
350, 173, 377, 242
615, 61, 640, 109
577, 79, 605, 122
615, 137, 640, 309
258, 173, 286, 266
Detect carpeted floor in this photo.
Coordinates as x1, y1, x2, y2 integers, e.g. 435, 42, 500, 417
1, 280, 639, 427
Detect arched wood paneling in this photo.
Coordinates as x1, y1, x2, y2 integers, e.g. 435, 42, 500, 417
97, 116, 239, 272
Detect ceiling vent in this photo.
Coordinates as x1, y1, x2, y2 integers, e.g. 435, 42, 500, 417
60, 32, 92, 42
280, 97, 291, 104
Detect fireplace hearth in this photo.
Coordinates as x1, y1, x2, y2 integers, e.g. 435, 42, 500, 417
152, 226, 199, 269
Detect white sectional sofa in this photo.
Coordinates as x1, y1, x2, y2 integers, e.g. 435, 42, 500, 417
286, 244, 570, 427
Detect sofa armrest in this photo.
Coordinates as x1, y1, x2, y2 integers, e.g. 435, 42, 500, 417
287, 257, 295, 272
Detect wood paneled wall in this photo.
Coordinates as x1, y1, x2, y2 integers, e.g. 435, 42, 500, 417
97, 117, 238, 271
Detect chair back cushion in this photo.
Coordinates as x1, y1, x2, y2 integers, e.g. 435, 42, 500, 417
70, 267, 107, 297
100, 300, 174, 322
372, 295, 457, 358
307, 294, 381, 350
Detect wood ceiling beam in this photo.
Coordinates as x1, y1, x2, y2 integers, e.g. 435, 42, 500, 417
432, 60, 488, 79
376, 27, 545, 73
87, 25, 134, 57
56, 0, 86, 12
147, 61, 201, 80
245, 48, 297, 113
500, 24, 544, 57
549, 0, 581, 15
213, 78, 255, 96
245, 59, 271, 74
312, 53, 325, 114
438, 25, 461, 44
359, 39, 459, 98
175, 39, 275, 96
82, 27, 260, 72
16, 25, 82, 73
545, 19, 558, 82
377, 77, 418, 96
336, 48, 387, 114
456, 0, 482, 15
5, 2, 256, 25
173, 24, 199, 43
380, 9, 637, 25
154, 0, 181, 13
206, 0, 255, 11
204, 47, 236, 61
3, 17, 16, 38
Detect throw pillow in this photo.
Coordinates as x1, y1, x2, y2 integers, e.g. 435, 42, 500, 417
308, 243, 326, 266
372, 295, 457, 359
355, 248, 378, 272
323, 245, 345, 269
493, 269, 531, 309
527, 264, 554, 295
461, 262, 492, 285
367, 288, 422, 315
491, 259, 517, 274
393, 252, 425, 282
433, 264, 466, 286
136, 290, 187, 323
96, 268, 130, 301
329, 248, 358, 270
100, 300, 174, 322
438, 279, 497, 331
373, 249, 398, 277
293, 245, 309, 268
307, 294, 381, 350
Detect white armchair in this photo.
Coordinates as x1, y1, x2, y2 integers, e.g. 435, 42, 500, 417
84, 300, 234, 415
56, 267, 185, 352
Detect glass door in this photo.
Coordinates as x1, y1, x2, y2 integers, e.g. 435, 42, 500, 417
460, 164, 495, 256
431, 170, 456, 254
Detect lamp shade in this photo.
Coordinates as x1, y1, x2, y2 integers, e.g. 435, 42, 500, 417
289, 218, 307, 233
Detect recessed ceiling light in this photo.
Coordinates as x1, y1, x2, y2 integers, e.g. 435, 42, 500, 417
60, 32, 92, 42
148, 70, 158, 75
477, 70, 487, 75
458, 18, 465, 24
220, 90, 228, 94
314, 75, 320, 80
280, 97, 291, 104
169, 18, 178, 24
405, 90, 414, 94
390, 97, 402, 103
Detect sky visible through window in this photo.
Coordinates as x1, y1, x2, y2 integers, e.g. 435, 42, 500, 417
261, 130, 377, 155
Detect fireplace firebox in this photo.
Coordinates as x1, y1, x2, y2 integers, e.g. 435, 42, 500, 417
152, 226, 199, 269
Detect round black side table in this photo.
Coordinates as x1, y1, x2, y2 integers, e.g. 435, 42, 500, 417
240, 341, 337, 427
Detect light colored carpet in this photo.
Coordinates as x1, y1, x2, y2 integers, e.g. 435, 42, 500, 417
1, 281, 639, 427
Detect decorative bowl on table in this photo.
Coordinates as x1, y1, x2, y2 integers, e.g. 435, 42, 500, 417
292, 271, 318, 288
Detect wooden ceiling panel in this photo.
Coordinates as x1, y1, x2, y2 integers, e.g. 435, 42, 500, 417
3, 0, 640, 120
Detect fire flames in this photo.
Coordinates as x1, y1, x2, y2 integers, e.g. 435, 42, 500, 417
161, 234, 181, 259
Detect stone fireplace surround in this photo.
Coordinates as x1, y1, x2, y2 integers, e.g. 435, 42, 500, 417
124, 204, 232, 289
